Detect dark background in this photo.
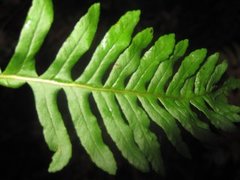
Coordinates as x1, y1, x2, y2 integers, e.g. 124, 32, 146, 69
0, 0, 240, 179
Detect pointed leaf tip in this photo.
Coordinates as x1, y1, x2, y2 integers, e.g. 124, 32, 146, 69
90, 2, 100, 11
124, 9, 141, 21
144, 27, 154, 35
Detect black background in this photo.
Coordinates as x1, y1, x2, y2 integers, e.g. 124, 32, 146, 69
0, 0, 240, 179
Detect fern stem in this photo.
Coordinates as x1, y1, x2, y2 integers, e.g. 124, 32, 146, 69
0, 74, 210, 100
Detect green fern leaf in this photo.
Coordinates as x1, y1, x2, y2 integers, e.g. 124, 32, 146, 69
0, 0, 239, 175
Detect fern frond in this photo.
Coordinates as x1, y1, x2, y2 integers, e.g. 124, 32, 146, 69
0, 0, 239, 175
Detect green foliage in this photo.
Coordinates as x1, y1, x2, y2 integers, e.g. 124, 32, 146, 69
0, 0, 240, 175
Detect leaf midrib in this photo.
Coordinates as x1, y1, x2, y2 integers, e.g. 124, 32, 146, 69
16, 3, 45, 74
0, 74, 210, 100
